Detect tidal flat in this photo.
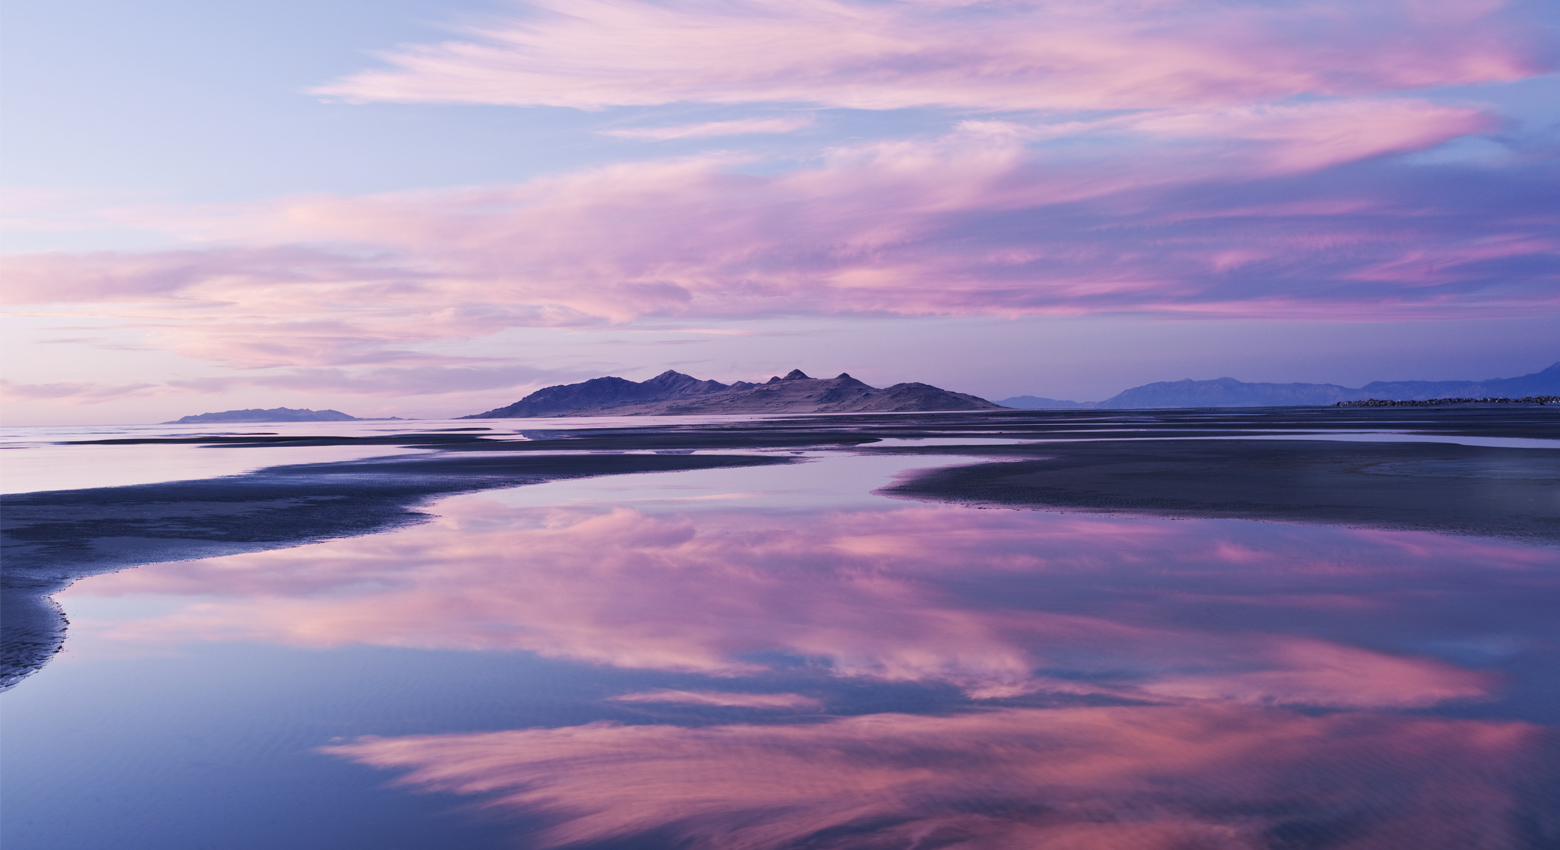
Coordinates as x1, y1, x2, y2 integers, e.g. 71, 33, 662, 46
2, 408, 1557, 849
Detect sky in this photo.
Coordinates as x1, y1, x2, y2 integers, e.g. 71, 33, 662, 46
2, 0, 1557, 424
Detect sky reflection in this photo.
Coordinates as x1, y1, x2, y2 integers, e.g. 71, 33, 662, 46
68, 492, 1552, 710
52, 461, 1560, 848
323, 705, 1555, 850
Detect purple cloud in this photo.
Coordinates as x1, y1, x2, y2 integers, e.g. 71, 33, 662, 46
4, 120, 1552, 372
314, 0, 1547, 110
3, 0, 1552, 394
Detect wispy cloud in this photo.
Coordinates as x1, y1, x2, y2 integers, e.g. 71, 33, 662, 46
313, 0, 1545, 111
608, 690, 823, 709
0, 363, 580, 409
603, 116, 814, 140
9, 0, 1547, 421
5, 0, 1553, 391
5, 113, 1552, 375
0, 379, 165, 405
169, 363, 580, 397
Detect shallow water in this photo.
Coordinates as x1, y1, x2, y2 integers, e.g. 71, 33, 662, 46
0, 416, 773, 494
3, 419, 1558, 849
0, 421, 428, 494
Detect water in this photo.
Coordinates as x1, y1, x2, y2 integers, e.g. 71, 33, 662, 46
0, 417, 787, 495
0, 421, 432, 494
3, 417, 1557, 849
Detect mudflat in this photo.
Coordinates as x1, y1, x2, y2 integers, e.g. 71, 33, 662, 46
883, 439, 1560, 543
4, 405, 1555, 690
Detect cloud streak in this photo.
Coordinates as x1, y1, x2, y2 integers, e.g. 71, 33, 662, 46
4, 0, 1554, 396
314, 0, 1546, 111
0, 379, 164, 405
608, 689, 823, 709
324, 705, 1556, 850
5, 111, 1552, 378
603, 116, 815, 140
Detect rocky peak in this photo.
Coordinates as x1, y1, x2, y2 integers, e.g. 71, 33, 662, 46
644, 370, 698, 388
463, 367, 1003, 417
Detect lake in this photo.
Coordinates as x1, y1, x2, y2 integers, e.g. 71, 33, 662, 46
2, 410, 1557, 849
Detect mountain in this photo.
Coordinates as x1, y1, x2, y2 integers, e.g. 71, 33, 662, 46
165, 407, 364, 424
1096, 362, 1560, 409
469, 370, 736, 418
1098, 379, 1355, 408
464, 369, 1004, 418
1355, 361, 1560, 400
997, 395, 1091, 410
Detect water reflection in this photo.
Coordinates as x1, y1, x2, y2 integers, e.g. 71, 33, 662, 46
72, 498, 1536, 709
58, 483, 1560, 847
324, 705, 1554, 850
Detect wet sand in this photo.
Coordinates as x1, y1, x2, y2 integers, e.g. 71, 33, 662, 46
4, 406, 1555, 689
883, 439, 1560, 543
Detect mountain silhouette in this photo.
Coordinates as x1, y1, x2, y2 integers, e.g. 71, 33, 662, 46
165, 407, 365, 424
464, 370, 1003, 418
1095, 362, 1560, 408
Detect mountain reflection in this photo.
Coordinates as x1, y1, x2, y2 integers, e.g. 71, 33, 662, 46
65, 491, 1559, 847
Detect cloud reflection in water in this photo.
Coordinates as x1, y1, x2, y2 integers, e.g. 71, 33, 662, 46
323, 705, 1553, 850
65, 491, 1559, 847
77, 498, 1526, 708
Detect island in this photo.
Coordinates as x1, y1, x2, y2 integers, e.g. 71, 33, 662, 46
164, 407, 395, 424
462, 369, 1004, 418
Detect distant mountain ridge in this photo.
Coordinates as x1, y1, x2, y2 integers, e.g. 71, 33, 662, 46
464, 369, 1003, 418
1095, 362, 1560, 408
166, 407, 364, 424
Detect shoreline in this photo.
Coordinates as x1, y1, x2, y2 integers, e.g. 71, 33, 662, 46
5, 407, 1556, 690
1, 452, 792, 690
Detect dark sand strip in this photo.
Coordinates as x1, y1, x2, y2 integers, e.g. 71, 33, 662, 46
1, 452, 791, 690
882, 439, 1560, 544
61, 406, 1559, 447
7, 407, 1555, 689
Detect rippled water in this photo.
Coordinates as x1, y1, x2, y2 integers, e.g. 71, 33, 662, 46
2, 423, 1557, 849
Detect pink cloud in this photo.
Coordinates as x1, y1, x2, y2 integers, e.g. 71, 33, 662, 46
603, 116, 815, 140
0, 360, 573, 417
0, 379, 165, 404
313, 0, 1544, 111
4, 100, 1547, 379
323, 705, 1554, 849
0, 245, 415, 305
4, 2, 1551, 406
608, 689, 823, 709
72, 500, 1507, 707
1125, 99, 1496, 172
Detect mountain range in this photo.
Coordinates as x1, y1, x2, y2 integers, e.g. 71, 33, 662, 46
169, 363, 1559, 423
463, 369, 1002, 418
1002, 361, 1560, 409
166, 407, 365, 424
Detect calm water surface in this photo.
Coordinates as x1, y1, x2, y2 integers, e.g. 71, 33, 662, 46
3, 426, 1557, 849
